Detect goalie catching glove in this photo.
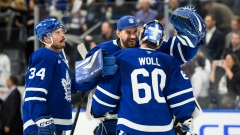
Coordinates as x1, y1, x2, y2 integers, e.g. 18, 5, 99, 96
75, 49, 118, 83
170, 5, 206, 48
35, 115, 56, 135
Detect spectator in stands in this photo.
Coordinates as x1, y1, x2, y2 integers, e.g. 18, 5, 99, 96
191, 56, 210, 109
202, 0, 234, 36
0, 75, 23, 135
0, 0, 28, 41
25, 0, 35, 38
201, 14, 225, 61
168, 0, 179, 15
224, 32, 240, 59
225, 16, 240, 49
135, 0, 158, 24
0, 42, 10, 86
210, 53, 240, 109
85, 21, 117, 50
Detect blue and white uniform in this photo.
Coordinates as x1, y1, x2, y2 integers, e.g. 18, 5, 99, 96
91, 48, 195, 135
22, 48, 77, 135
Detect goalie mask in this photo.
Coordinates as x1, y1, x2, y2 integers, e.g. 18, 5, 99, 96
35, 18, 67, 45
139, 20, 165, 47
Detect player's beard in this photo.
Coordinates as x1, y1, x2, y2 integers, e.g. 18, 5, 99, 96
121, 38, 137, 48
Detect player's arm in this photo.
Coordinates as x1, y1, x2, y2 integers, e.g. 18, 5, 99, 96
158, 6, 206, 65
22, 54, 56, 133
165, 58, 202, 134
91, 70, 121, 117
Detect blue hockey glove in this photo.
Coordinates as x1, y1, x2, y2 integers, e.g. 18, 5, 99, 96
35, 115, 56, 135
170, 6, 206, 48
75, 49, 118, 83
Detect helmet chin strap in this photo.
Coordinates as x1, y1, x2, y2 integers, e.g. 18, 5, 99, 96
44, 37, 53, 48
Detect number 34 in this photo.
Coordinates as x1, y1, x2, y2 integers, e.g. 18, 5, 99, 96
29, 68, 46, 80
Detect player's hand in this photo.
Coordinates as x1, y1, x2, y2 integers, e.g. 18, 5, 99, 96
35, 115, 56, 135
174, 118, 196, 135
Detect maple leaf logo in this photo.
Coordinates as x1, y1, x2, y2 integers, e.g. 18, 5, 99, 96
61, 70, 71, 102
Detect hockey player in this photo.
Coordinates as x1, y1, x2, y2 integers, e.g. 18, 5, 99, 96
21, 18, 117, 135
77, 6, 205, 135
91, 20, 200, 135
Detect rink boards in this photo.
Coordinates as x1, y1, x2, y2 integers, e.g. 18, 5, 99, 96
70, 109, 240, 135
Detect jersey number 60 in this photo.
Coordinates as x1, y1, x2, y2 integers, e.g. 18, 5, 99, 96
131, 68, 166, 104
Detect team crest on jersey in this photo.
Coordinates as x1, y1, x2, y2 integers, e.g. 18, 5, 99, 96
61, 70, 71, 102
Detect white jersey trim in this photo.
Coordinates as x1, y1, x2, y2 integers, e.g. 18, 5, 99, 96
167, 88, 193, 99
97, 86, 120, 100
170, 36, 176, 56
25, 87, 48, 94
117, 118, 173, 132
23, 119, 35, 130
170, 97, 195, 108
24, 97, 46, 102
177, 43, 187, 63
93, 95, 116, 108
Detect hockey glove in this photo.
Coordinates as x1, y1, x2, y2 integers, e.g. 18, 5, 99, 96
174, 118, 196, 135
170, 5, 206, 48
75, 49, 118, 83
35, 115, 56, 135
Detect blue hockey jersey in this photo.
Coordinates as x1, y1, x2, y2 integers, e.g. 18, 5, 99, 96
22, 48, 77, 135
91, 48, 196, 135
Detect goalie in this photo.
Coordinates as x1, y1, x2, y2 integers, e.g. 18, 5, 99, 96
76, 5, 205, 135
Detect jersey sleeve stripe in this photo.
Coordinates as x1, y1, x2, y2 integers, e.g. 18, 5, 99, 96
117, 118, 174, 132
24, 97, 46, 102
93, 95, 116, 107
176, 35, 194, 48
177, 43, 187, 63
167, 88, 193, 99
23, 119, 35, 130
97, 86, 120, 99
170, 36, 176, 56
170, 97, 195, 108
25, 87, 48, 94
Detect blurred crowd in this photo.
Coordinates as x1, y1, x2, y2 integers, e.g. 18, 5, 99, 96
1, 1, 240, 133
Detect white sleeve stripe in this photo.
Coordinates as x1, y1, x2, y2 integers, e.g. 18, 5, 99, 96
117, 118, 173, 132
177, 43, 187, 63
23, 119, 35, 130
24, 97, 46, 102
176, 35, 194, 48
97, 86, 120, 100
170, 97, 195, 108
93, 95, 116, 108
25, 88, 48, 94
167, 88, 193, 99
170, 36, 176, 56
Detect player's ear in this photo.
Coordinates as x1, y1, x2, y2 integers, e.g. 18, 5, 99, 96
43, 35, 51, 44
116, 30, 121, 37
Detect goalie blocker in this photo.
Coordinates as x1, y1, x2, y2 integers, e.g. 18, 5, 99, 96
75, 49, 118, 83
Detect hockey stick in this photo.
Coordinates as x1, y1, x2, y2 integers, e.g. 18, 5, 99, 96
70, 92, 86, 135
70, 43, 88, 135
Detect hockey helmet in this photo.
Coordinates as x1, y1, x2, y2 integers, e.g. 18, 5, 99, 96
35, 18, 67, 43
139, 20, 165, 47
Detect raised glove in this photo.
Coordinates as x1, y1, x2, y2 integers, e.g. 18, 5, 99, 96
75, 49, 118, 83
35, 115, 56, 135
170, 5, 206, 48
